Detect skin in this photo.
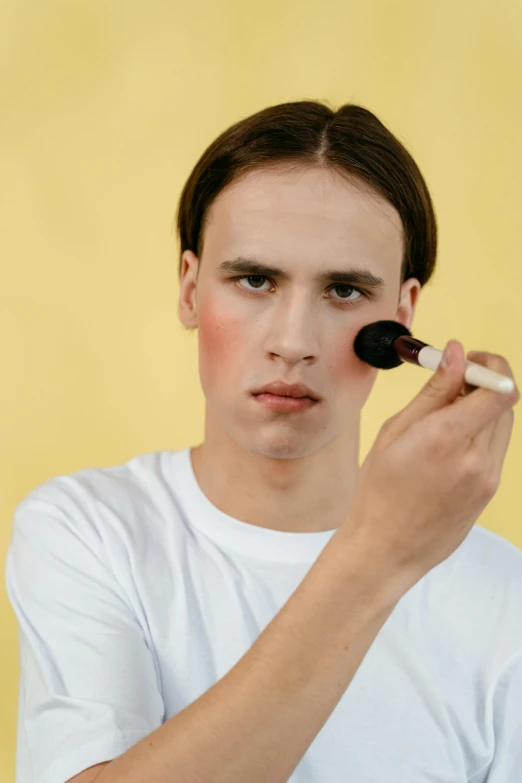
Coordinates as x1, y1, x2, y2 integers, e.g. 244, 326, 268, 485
178, 164, 421, 532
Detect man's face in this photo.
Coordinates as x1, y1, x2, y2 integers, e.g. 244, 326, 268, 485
179, 165, 421, 459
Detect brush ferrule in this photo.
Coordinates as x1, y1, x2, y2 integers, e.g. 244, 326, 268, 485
393, 335, 429, 364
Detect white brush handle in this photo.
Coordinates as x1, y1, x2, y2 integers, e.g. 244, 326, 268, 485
417, 345, 515, 395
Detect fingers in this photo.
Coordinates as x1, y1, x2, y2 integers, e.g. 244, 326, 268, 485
461, 351, 498, 451
456, 350, 519, 454
438, 349, 519, 446
389, 340, 468, 440
465, 352, 517, 487
484, 407, 516, 486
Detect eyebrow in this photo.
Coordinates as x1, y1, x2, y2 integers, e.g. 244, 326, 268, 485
217, 256, 386, 289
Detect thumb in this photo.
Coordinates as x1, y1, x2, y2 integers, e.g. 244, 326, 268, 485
389, 339, 466, 437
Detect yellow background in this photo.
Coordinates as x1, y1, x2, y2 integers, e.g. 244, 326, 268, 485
1, 0, 521, 777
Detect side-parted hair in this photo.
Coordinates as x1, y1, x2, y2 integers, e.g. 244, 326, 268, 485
174, 100, 437, 288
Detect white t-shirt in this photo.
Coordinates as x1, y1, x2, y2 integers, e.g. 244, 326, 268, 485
5, 447, 522, 783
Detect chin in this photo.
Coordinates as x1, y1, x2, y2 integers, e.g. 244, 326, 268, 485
234, 429, 328, 461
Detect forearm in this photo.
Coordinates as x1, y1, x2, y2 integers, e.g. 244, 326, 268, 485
97, 528, 408, 783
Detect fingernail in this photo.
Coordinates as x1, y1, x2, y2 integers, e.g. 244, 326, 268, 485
440, 342, 452, 369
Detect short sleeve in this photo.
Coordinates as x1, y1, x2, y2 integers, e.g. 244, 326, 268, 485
5, 480, 165, 783
483, 648, 522, 782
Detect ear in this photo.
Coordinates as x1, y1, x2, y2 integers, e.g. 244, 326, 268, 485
178, 250, 200, 330
395, 277, 421, 332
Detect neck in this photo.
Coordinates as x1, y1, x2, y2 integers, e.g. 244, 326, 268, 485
190, 422, 360, 534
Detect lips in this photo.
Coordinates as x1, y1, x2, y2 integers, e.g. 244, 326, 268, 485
252, 381, 321, 401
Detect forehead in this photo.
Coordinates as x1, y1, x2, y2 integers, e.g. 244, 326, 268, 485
203, 165, 404, 262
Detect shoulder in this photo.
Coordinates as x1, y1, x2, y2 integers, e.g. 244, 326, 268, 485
424, 524, 522, 663
463, 523, 522, 587
12, 451, 175, 542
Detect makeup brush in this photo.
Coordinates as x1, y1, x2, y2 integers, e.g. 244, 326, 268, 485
353, 320, 515, 395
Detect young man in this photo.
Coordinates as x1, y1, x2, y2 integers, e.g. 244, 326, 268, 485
6, 101, 521, 783
179, 164, 420, 535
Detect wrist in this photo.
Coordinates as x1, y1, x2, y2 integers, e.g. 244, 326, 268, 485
324, 522, 415, 608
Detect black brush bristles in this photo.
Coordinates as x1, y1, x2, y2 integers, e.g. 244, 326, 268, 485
353, 320, 412, 369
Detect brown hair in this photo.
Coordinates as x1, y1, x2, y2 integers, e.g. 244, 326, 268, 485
174, 100, 437, 288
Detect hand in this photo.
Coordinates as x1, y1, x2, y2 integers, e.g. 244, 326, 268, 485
342, 340, 520, 588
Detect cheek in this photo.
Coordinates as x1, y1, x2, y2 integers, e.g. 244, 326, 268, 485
329, 322, 374, 385
327, 320, 379, 411
197, 295, 245, 387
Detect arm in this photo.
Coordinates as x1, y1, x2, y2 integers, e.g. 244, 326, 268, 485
97, 526, 411, 783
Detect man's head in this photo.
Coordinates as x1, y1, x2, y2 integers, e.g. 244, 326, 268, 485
176, 101, 436, 460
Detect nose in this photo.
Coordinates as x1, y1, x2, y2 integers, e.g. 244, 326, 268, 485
265, 299, 319, 365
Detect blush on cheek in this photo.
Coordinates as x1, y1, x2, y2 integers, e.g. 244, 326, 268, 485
198, 297, 244, 390
330, 327, 367, 381
329, 325, 378, 407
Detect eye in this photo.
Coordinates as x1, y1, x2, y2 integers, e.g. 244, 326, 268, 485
235, 276, 366, 305
238, 275, 270, 291
329, 283, 363, 304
